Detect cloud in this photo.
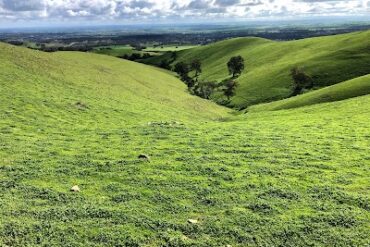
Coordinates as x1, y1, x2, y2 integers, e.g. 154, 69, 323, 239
187, 0, 213, 10
128, 0, 155, 9
0, 0, 367, 24
215, 0, 241, 6
2, 0, 46, 11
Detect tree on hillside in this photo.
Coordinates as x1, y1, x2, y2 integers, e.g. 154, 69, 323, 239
223, 80, 239, 100
191, 59, 202, 79
174, 62, 189, 77
191, 81, 217, 99
170, 51, 178, 62
290, 66, 313, 96
227, 56, 245, 78
174, 62, 192, 86
160, 60, 171, 70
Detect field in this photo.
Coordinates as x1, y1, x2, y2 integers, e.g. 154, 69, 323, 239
144, 31, 370, 109
92, 45, 136, 57
91, 45, 161, 57
143, 45, 198, 52
0, 38, 370, 246
91, 45, 197, 58
249, 74, 370, 112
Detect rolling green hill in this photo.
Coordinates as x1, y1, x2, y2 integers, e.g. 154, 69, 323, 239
0, 42, 229, 124
144, 31, 370, 109
248, 73, 370, 112
1, 43, 369, 246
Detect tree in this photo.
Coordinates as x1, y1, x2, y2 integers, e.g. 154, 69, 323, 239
227, 56, 245, 78
142, 53, 152, 59
191, 59, 202, 79
174, 62, 189, 77
122, 53, 142, 61
174, 62, 192, 86
290, 66, 313, 96
223, 80, 238, 100
159, 60, 171, 70
191, 81, 217, 99
170, 51, 177, 62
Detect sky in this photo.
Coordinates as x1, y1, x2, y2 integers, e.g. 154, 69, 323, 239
0, 0, 369, 27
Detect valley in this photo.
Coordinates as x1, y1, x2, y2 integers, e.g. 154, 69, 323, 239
0, 30, 369, 245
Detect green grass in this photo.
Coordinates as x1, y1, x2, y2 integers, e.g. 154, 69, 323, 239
144, 30, 370, 109
92, 44, 196, 58
143, 45, 199, 52
0, 42, 369, 246
248, 74, 370, 112
92, 45, 134, 57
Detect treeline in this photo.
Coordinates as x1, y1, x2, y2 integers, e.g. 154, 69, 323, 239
23, 43, 95, 53
168, 52, 314, 104
172, 55, 245, 104
37, 45, 94, 53
119, 53, 153, 61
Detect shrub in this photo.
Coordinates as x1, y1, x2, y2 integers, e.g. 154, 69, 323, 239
190, 59, 202, 79
222, 80, 239, 100
290, 66, 313, 96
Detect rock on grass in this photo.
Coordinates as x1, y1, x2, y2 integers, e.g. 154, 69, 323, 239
70, 185, 81, 192
138, 154, 150, 161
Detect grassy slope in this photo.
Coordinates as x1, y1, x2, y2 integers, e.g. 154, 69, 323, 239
0, 43, 369, 246
0, 43, 228, 123
248, 74, 370, 112
143, 45, 199, 52
145, 31, 370, 109
92, 45, 135, 57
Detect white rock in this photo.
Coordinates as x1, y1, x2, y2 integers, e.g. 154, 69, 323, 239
70, 185, 80, 192
187, 219, 199, 224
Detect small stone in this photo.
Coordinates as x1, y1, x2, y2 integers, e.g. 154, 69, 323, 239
187, 219, 198, 224
70, 185, 80, 192
138, 154, 150, 161
181, 235, 189, 241
75, 101, 88, 110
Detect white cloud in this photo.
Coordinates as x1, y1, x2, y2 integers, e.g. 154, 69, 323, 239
0, 0, 368, 24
